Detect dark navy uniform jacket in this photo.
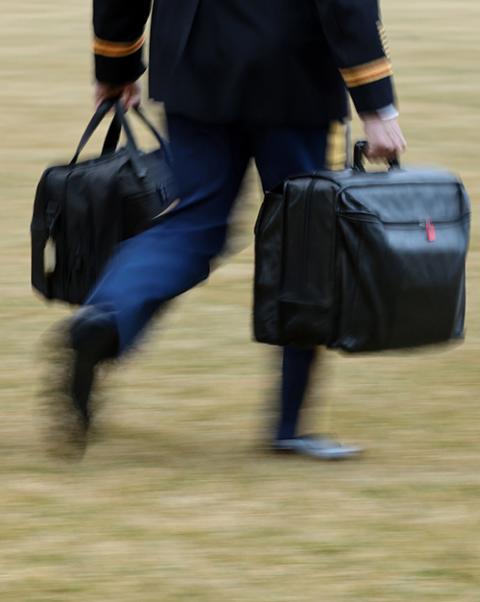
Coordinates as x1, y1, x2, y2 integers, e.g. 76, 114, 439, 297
93, 0, 396, 126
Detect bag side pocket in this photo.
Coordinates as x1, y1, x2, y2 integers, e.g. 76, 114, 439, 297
254, 191, 286, 345
279, 180, 337, 346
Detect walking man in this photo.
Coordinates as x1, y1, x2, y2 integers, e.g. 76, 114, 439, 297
49, 0, 406, 458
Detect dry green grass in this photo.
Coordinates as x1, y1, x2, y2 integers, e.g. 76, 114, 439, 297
1, 1, 479, 600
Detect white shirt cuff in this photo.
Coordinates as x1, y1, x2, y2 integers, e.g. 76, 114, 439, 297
376, 104, 399, 121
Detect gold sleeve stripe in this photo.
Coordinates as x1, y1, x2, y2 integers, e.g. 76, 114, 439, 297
326, 121, 346, 171
377, 21, 391, 58
93, 35, 145, 58
340, 58, 393, 89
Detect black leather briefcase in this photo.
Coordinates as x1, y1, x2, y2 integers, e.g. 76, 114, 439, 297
254, 143, 471, 352
31, 99, 177, 305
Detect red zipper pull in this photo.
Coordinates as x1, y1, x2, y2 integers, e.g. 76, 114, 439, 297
426, 219, 436, 242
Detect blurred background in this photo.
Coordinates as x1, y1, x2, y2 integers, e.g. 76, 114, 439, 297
0, 1, 479, 600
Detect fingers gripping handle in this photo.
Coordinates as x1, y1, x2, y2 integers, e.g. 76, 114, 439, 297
353, 140, 400, 172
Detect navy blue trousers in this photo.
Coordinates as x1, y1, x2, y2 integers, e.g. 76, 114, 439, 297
87, 115, 329, 439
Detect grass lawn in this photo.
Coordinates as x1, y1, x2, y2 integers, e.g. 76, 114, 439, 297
0, 1, 479, 600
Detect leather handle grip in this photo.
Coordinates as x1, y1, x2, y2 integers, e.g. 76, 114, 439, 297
353, 140, 400, 172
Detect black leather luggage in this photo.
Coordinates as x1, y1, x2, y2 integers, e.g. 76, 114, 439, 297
31, 99, 177, 305
254, 143, 471, 352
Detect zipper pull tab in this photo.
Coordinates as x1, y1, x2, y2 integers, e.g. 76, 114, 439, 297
426, 219, 436, 242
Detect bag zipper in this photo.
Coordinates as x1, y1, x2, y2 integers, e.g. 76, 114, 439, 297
338, 212, 469, 226
338, 212, 469, 242
285, 173, 462, 192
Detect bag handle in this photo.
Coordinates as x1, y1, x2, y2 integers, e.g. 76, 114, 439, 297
70, 100, 170, 178
102, 104, 174, 165
353, 140, 400, 172
112, 101, 147, 177
70, 99, 116, 165
101, 113, 122, 156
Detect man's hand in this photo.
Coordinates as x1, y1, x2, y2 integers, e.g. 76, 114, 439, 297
362, 115, 407, 161
94, 81, 142, 109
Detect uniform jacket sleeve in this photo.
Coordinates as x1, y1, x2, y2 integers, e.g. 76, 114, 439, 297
93, 0, 152, 84
316, 0, 396, 114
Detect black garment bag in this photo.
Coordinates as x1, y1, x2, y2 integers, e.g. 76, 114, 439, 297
31, 99, 177, 305
254, 143, 471, 352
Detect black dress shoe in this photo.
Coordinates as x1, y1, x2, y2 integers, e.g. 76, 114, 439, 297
42, 306, 119, 460
272, 434, 363, 461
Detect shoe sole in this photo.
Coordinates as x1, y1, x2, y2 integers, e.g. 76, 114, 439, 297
272, 446, 364, 461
